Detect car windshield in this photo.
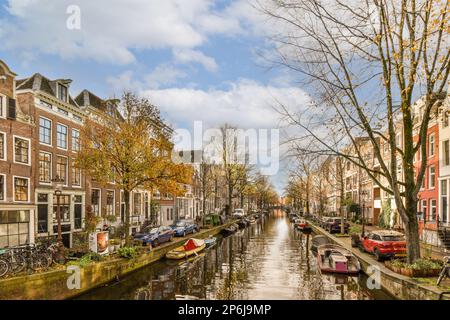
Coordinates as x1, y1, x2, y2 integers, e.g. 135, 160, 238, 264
382, 235, 405, 242
148, 228, 159, 234
176, 221, 186, 227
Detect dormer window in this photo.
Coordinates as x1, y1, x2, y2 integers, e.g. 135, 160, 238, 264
0, 94, 5, 118
58, 84, 68, 102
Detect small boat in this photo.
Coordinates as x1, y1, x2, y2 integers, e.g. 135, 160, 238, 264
295, 219, 312, 233
237, 219, 247, 229
310, 235, 330, 254
316, 244, 361, 275
221, 223, 238, 236
204, 236, 217, 248
166, 238, 206, 260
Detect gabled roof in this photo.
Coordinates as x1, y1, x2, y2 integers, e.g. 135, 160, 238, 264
0, 60, 17, 77
16, 73, 80, 108
75, 89, 123, 120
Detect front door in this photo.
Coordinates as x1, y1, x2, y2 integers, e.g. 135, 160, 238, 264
62, 233, 71, 248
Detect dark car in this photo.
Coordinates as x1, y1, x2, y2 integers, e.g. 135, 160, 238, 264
133, 225, 174, 246
323, 217, 349, 234
171, 219, 198, 237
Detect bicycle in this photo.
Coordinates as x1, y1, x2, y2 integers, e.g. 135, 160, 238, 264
437, 256, 450, 286
0, 248, 10, 278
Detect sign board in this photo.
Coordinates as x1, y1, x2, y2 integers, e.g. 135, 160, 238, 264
89, 231, 109, 255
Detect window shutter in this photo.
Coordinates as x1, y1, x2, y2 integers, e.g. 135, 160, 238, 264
7, 97, 16, 120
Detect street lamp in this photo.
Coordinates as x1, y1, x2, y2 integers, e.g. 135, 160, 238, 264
52, 175, 65, 261
360, 190, 368, 238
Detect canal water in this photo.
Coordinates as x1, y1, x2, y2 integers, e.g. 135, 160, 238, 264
77, 210, 393, 300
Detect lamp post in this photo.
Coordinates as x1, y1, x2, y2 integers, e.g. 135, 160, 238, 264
52, 176, 65, 261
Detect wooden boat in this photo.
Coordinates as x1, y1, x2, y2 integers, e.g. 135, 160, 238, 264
295, 219, 312, 233
316, 244, 361, 275
204, 236, 217, 248
166, 238, 206, 260
221, 223, 238, 236
310, 235, 330, 254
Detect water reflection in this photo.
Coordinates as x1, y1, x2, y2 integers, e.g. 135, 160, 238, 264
77, 211, 392, 300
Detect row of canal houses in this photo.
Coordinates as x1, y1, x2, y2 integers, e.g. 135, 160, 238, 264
0, 59, 216, 249
314, 92, 450, 250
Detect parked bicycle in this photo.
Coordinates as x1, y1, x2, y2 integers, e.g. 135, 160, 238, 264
437, 256, 450, 286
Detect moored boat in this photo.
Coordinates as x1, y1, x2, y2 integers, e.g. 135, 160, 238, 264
310, 235, 330, 254
204, 236, 217, 248
316, 244, 361, 275
221, 223, 239, 236
237, 219, 247, 229
166, 238, 206, 260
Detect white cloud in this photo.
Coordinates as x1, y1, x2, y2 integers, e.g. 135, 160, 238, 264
144, 65, 187, 89
0, 0, 251, 66
173, 49, 218, 72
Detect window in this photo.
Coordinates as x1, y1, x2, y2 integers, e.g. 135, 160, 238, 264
72, 159, 81, 186
14, 177, 29, 202
429, 134, 435, 157
56, 156, 68, 184
441, 180, 447, 223
72, 129, 80, 151
133, 193, 142, 215
73, 115, 83, 123
0, 132, 5, 160
429, 166, 436, 189
0, 210, 30, 247
0, 175, 4, 201
14, 137, 30, 164
39, 117, 52, 145
0, 95, 5, 118
40, 100, 52, 109
52, 195, 70, 223
56, 124, 68, 149
444, 140, 450, 166
430, 199, 437, 221
444, 112, 449, 128
166, 208, 170, 220
57, 108, 68, 116
58, 84, 68, 102
38, 152, 52, 183
421, 199, 427, 220
106, 191, 114, 215
91, 189, 100, 216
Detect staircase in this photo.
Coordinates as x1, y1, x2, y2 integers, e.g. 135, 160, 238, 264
438, 226, 450, 251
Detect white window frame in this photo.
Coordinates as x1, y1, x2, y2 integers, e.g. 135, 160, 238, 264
91, 188, 101, 216
71, 158, 82, 187
58, 83, 69, 103
0, 94, 6, 119
38, 151, 52, 185
106, 190, 115, 216
0, 131, 6, 161
429, 165, 436, 189
430, 199, 437, 221
71, 129, 80, 152
13, 135, 31, 166
0, 173, 5, 202
56, 123, 68, 150
39, 116, 52, 146
429, 134, 435, 157
13, 176, 30, 203
56, 155, 69, 186
444, 140, 450, 167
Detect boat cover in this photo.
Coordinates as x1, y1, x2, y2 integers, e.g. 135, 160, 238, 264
184, 238, 205, 251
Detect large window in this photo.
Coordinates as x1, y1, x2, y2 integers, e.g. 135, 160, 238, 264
106, 191, 115, 215
0, 95, 5, 118
72, 129, 80, 151
72, 159, 81, 186
56, 156, 68, 183
39, 117, 52, 145
0, 132, 5, 160
56, 124, 68, 149
14, 177, 29, 202
14, 137, 30, 164
429, 134, 435, 157
133, 193, 142, 216
444, 140, 450, 166
0, 210, 30, 248
0, 175, 4, 201
91, 189, 100, 216
39, 152, 52, 183
52, 195, 71, 223
429, 166, 436, 189
442, 180, 448, 223
421, 199, 427, 220
430, 199, 437, 221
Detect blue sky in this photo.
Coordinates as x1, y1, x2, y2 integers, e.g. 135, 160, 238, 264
0, 0, 311, 193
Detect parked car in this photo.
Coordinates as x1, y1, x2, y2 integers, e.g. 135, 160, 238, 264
360, 230, 407, 261
133, 225, 174, 246
319, 216, 333, 228
232, 208, 245, 218
171, 219, 198, 237
323, 217, 350, 234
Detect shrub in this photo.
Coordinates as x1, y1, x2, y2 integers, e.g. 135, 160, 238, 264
118, 246, 139, 259
349, 225, 362, 235
71, 252, 103, 267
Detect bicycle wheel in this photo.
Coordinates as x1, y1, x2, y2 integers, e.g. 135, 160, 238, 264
437, 267, 447, 286
0, 259, 9, 278
9, 253, 26, 274
31, 254, 49, 271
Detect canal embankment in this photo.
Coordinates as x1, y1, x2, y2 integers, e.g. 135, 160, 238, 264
309, 222, 450, 300
0, 222, 234, 300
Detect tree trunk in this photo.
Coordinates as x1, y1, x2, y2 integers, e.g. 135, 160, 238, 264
124, 190, 131, 245
400, 199, 421, 263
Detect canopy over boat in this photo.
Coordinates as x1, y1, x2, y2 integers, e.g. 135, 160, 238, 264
184, 238, 205, 251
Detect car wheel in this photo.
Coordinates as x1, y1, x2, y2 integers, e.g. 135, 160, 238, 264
374, 248, 383, 261
358, 244, 366, 253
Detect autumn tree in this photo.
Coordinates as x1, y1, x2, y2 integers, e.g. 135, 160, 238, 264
77, 92, 192, 240
259, 0, 449, 263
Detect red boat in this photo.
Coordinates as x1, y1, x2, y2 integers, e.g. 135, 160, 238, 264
295, 219, 312, 233
317, 244, 361, 275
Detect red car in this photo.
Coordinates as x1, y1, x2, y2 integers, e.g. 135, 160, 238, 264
360, 230, 407, 261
